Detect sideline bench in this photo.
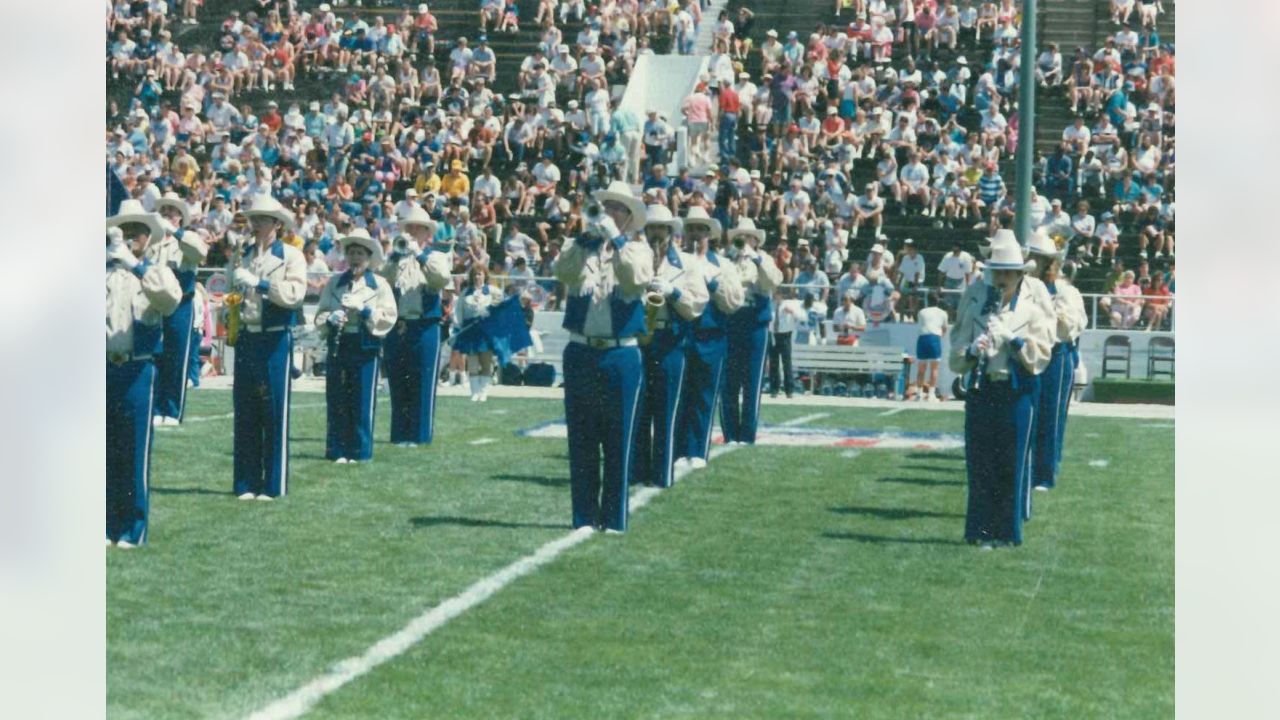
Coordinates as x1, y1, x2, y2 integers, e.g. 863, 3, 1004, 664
790, 344, 908, 397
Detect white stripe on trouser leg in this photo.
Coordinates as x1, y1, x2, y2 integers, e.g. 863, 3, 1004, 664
750, 331, 767, 439
1022, 405, 1034, 519
368, 358, 380, 437
176, 320, 193, 419
280, 339, 291, 496
704, 357, 725, 458
617, 352, 642, 527
427, 332, 440, 437
666, 365, 684, 484
141, 368, 155, 544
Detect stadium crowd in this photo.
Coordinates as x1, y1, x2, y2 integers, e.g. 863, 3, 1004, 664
106, 0, 1174, 343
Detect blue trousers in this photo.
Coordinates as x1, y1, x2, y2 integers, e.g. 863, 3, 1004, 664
679, 333, 727, 461
153, 298, 194, 420
188, 331, 203, 388
107, 360, 156, 545
385, 319, 442, 444
721, 315, 769, 444
233, 330, 293, 497
1031, 343, 1074, 489
325, 336, 381, 461
634, 330, 687, 489
963, 375, 1039, 545
719, 112, 738, 160
563, 342, 644, 531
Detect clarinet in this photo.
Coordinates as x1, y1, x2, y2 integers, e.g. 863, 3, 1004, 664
969, 285, 1002, 393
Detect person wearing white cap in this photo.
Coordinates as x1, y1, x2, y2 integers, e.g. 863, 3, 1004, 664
229, 194, 308, 499
147, 192, 209, 426
552, 181, 654, 532
1026, 228, 1087, 492
106, 202, 182, 548
948, 229, 1055, 548
675, 207, 744, 469
315, 229, 398, 464
720, 218, 782, 445
634, 205, 708, 489
381, 207, 452, 446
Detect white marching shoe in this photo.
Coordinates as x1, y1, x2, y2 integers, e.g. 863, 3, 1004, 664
116, 540, 137, 550
237, 492, 256, 500
690, 457, 707, 469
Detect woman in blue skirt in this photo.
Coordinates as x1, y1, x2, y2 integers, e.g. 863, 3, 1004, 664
949, 229, 1054, 549
451, 263, 502, 401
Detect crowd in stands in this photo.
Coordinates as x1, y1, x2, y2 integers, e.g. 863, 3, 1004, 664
106, 0, 1173, 336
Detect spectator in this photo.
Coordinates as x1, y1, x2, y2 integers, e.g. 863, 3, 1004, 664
1109, 270, 1143, 328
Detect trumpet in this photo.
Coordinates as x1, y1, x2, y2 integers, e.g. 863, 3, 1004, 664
393, 234, 415, 256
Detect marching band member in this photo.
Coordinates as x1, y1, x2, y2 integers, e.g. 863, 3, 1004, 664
552, 181, 654, 532
634, 205, 708, 488
1027, 228, 1087, 491
451, 264, 503, 402
230, 194, 307, 500
149, 192, 209, 425
721, 218, 783, 445
949, 229, 1054, 548
107, 202, 181, 547
382, 207, 453, 445
676, 206, 745, 470
316, 229, 398, 463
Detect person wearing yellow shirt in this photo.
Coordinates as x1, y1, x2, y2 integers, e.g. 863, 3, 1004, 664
414, 161, 442, 196
440, 159, 471, 201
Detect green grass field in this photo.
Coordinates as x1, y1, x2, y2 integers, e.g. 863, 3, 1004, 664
108, 389, 1173, 719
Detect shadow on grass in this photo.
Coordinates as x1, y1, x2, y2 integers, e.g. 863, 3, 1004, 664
490, 473, 570, 487
829, 505, 962, 520
905, 452, 965, 461
409, 516, 565, 530
151, 486, 227, 496
898, 464, 959, 473
877, 476, 964, 487
822, 531, 966, 546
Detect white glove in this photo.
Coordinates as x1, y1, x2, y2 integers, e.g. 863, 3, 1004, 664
327, 310, 348, 327
233, 268, 260, 288
340, 294, 365, 313
107, 243, 139, 270
986, 316, 1013, 346
159, 218, 178, 235
591, 214, 621, 240
968, 333, 992, 357
648, 278, 674, 296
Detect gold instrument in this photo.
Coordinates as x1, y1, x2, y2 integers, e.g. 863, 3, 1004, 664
223, 233, 246, 346
638, 235, 670, 347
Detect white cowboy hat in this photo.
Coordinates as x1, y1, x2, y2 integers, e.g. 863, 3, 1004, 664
870, 243, 885, 254
984, 229, 1035, 271
106, 199, 164, 247
154, 192, 191, 225
644, 204, 683, 233
591, 181, 647, 234
681, 206, 722, 236
733, 168, 750, 184
1027, 227, 1067, 262
726, 217, 766, 246
339, 228, 384, 268
241, 193, 296, 230
397, 205, 438, 236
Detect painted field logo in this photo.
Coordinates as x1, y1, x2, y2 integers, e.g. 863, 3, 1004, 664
518, 421, 964, 451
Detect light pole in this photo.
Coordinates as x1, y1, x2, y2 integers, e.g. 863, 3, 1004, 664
1014, 0, 1037, 246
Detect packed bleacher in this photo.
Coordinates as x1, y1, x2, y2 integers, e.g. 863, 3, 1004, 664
106, 0, 1173, 334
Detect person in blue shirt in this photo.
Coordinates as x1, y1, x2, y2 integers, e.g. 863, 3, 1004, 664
551, 182, 654, 532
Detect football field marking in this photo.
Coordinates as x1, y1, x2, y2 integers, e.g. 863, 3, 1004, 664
468, 438, 497, 445
245, 412, 822, 720
177, 403, 326, 424
879, 407, 905, 417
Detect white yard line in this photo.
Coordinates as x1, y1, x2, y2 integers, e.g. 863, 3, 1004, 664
879, 407, 906, 417
244, 412, 821, 720
468, 438, 497, 446
175, 403, 326, 424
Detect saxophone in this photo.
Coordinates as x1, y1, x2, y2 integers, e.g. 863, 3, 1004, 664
638, 236, 667, 346
223, 234, 245, 346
